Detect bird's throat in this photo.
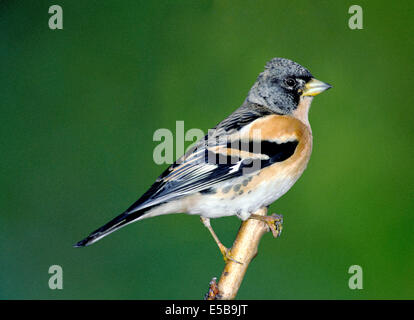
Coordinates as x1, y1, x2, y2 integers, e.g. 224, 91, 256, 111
292, 96, 313, 129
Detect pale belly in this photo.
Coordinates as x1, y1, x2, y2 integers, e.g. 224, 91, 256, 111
187, 174, 300, 220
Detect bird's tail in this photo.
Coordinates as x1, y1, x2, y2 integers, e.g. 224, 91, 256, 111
73, 208, 147, 247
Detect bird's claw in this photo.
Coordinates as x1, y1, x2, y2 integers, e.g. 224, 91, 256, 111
219, 244, 243, 265
265, 214, 283, 238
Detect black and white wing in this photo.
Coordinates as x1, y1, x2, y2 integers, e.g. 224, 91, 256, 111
125, 104, 296, 214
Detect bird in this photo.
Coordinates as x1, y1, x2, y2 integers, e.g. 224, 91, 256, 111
74, 57, 331, 262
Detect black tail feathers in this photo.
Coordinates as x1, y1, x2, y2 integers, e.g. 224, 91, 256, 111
74, 208, 146, 247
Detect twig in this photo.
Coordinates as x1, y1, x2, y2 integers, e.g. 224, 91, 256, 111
206, 207, 273, 300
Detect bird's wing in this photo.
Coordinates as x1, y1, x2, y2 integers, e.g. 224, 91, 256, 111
126, 107, 301, 214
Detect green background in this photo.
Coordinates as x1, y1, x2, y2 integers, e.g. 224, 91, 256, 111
1, 0, 413, 299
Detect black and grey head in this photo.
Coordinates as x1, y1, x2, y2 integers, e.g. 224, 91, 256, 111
246, 57, 331, 114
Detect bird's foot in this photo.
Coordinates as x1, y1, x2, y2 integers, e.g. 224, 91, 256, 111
250, 213, 283, 238
218, 243, 242, 265
264, 213, 283, 238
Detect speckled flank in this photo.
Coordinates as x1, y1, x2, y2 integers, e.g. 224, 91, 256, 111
242, 177, 252, 186
206, 173, 258, 204
222, 185, 232, 193
213, 173, 258, 200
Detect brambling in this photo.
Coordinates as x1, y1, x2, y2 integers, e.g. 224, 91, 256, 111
75, 58, 331, 262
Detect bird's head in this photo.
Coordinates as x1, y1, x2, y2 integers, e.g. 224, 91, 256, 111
247, 57, 332, 115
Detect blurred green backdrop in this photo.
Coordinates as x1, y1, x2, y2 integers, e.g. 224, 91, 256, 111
1, 0, 413, 299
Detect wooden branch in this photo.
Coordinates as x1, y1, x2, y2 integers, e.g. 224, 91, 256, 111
206, 207, 271, 300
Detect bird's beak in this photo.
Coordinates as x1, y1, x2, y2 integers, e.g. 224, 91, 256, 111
302, 78, 332, 96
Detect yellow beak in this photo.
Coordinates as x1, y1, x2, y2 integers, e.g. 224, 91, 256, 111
302, 78, 332, 96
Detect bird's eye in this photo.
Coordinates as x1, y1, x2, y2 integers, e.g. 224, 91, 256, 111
284, 78, 296, 88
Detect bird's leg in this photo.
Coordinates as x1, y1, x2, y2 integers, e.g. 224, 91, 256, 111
249, 213, 283, 238
200, 217, 242, 264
